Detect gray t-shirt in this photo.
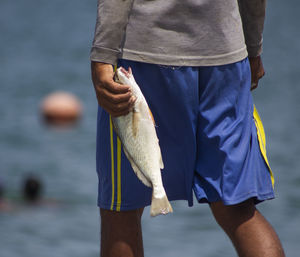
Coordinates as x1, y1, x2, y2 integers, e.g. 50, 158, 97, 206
90, 0, 266, 66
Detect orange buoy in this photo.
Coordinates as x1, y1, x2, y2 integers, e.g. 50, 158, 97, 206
41, 91, 82, 126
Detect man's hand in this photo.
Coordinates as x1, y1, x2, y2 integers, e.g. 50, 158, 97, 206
91, 61, 135, 117
249, 56, 265, 90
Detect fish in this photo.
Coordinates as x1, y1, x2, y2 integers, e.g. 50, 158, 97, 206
112, 67, 173, 217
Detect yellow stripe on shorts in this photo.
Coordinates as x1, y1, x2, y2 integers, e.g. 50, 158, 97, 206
116, 137, 122, 211
109, 115, 122, 211
109, 65, 122, 211
109, 116, 115, 210
253, 105, 275, 188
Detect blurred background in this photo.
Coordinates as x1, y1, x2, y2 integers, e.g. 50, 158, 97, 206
0, 0, 299, 256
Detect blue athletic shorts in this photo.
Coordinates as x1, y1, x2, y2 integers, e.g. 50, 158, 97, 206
96, 58, 275, 211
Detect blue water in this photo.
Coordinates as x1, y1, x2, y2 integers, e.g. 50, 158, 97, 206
0, 0, 299, 256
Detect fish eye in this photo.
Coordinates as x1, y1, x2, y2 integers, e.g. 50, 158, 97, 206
114, 72, 121, 83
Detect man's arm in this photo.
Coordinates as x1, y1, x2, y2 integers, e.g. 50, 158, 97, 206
238, 0, 267, 58
90, 0, 135, 116
238, 0, 267, 90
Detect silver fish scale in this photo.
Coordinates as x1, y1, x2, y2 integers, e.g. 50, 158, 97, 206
112, 106, 161, 188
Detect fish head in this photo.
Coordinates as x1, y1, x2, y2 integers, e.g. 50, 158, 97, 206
115, 67, 144, 107
115, 67, 134, 86
113, 70, 122, 84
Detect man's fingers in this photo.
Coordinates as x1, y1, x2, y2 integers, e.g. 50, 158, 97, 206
103, 79, 131, 94
98, 86, 132, 104
251, 82, 258, 91
249, 56, 265, 91
251, 69, 265, 90
259, 70, 265, 80
98, 95, 136, 117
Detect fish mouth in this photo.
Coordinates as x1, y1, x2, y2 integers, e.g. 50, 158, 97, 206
113, 71, 121, 84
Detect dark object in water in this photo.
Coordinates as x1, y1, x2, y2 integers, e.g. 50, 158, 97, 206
0, 183, 4, 201
23, 176, 43, 203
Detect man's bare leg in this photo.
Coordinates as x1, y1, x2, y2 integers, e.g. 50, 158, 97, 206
210, 199, 285, 257
100, 208, 144, 257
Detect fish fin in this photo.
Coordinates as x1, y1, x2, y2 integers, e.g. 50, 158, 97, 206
150, 194, 173, 217
148, 108, 155, 125
159, 150, 164, 170
111, 118, 121, 138
123, 147, 152, 188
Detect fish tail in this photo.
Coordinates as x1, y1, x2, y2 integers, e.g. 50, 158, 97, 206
150, 194, 173, 217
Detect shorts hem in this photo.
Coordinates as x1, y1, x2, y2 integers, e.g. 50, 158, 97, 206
97, 202, 150, 211
196, 191, 275, 206
97, 194, 189, 211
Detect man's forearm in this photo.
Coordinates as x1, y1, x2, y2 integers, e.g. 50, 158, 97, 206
238, 0, 267, 57
90, 0, 135, 65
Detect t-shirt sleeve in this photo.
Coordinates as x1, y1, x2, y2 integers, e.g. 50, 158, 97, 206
90, 0, 135, 65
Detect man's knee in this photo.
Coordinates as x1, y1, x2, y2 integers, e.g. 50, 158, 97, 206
209, 198, 256, 234
100, 208, 144, 232
100, 208, 145, 257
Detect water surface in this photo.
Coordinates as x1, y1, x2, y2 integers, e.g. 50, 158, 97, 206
0, 0, 299, 256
